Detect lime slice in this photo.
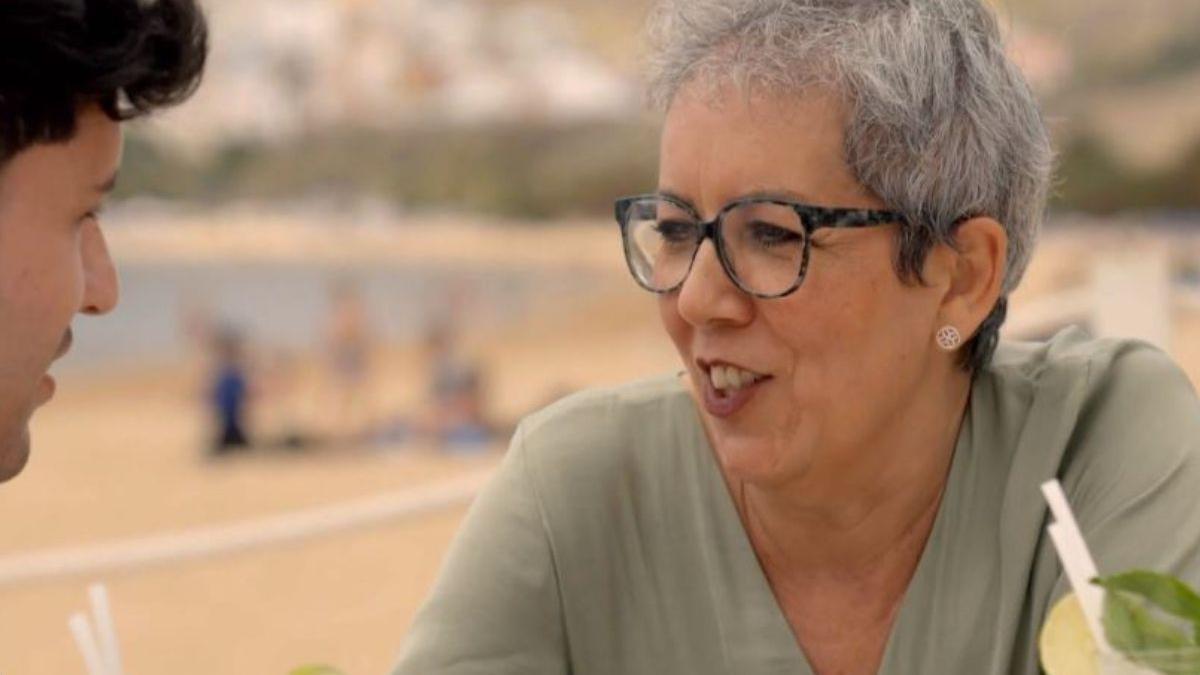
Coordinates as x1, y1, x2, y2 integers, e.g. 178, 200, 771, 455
1042, 593, 1101, 675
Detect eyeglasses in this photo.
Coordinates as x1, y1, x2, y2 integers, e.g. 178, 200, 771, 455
614, 194, 905, 298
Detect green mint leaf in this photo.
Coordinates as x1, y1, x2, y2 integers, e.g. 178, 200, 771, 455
1102, 591, 1192, 651
1102, 591, 1198, 674
1131, 650, 1200, 675
1103, 589, 1150, 652
1095, 571, 1200, 643
1095, 572, 1200, 625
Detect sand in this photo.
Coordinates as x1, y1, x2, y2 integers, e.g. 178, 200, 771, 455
0, 227, 677, 673
0, 220, 1195, 675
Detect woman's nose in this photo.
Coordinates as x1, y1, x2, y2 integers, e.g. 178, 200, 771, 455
675, 240, 753, 328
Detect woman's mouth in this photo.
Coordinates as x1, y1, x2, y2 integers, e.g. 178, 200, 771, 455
699, 362, 770, 418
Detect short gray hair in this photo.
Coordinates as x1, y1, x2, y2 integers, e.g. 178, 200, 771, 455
645, 0, 1054, 370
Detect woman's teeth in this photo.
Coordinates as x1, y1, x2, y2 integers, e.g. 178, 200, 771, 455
709, 365, 763, 392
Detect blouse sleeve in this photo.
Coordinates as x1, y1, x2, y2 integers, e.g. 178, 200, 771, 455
391, 424, 569, 675
1057, 345, 1200, 593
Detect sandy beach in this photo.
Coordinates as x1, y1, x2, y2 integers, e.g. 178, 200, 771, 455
0, 217, 680, 673
0, 219, 1196, 675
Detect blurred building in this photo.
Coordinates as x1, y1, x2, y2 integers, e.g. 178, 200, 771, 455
1005, 22, 1073, 94
148, 0, 639, 152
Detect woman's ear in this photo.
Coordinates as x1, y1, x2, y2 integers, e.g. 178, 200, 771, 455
939, 216, 1007, 338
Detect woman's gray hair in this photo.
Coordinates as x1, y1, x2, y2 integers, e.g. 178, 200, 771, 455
646, 0, 1053, 371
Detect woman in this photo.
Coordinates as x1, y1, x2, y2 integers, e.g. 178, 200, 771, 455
393, 1, 1200, 673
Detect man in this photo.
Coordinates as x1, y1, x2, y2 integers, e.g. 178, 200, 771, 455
0, 0, 208, 481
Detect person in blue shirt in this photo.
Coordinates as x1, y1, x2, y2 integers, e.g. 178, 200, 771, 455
209, 328, 251, 455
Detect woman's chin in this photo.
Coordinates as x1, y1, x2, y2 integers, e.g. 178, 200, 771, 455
712, 435, 808, 488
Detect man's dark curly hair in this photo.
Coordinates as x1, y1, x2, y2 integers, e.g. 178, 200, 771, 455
0, 0, 208, 164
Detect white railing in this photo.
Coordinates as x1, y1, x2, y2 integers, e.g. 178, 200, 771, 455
0, 468, 493, 587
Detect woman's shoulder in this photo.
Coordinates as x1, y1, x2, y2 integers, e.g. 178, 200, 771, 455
987, 327, 1197, 419
523, 373, 692, 430
508, 373, 709, 516
987, 327, 1200, 505
515, 372, 696, 467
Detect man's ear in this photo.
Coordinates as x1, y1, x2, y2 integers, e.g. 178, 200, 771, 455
937, 216, 1007, 339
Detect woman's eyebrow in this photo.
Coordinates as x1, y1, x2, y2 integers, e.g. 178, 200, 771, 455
653, 189, 705, 220
655, 188, 694, 206
737, 187, 820, 204
657, 187, 824, 209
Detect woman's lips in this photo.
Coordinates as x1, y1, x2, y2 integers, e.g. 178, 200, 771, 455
699, 372, 768, 418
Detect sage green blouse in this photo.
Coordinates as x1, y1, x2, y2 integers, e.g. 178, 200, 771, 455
392, 329, 1200, 674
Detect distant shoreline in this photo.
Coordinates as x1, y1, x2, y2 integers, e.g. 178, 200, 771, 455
105, 206, 625, 272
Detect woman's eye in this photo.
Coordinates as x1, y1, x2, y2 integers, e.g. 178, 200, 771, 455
748, 221, 802, 247
654, 219, 697, 243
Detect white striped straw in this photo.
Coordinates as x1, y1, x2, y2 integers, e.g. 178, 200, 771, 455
88, 584, 124, 675
68, 612, 107, 675
1041, 479, 1111, 653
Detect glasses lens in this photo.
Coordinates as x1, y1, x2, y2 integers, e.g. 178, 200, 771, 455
623, 198, 700, 292
721, 202, 808, 296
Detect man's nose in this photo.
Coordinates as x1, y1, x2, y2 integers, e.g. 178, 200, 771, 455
80, 221, 119, 316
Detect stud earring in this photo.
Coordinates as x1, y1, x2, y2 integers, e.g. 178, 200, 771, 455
936, 325, 962, 351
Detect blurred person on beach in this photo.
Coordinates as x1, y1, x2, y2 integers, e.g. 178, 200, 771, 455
190, 312, 316, 456
259, 348, 314, 452
207, 326, 252, 456
323, 280, 376, 444
0, 0, 207, 481
180, 303, 259, 456
394, 1, 1200, 674
419, 317, 493, 452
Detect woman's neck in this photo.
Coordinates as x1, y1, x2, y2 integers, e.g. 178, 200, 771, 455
734, 368, 971, 582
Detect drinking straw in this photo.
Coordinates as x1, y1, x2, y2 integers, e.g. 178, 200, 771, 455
1041, 479, 1111, 653
68, 612, 107, 675
88, 583, 124, 675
